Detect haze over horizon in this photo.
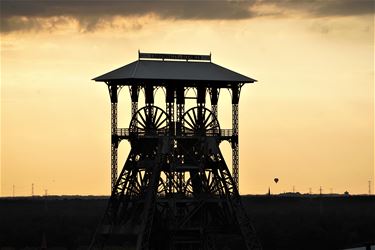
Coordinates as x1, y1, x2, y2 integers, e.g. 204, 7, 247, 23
1, 0, 374, 196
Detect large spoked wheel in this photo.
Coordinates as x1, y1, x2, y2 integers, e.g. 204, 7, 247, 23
182, 107, 220, 135
130, 106, 170, 135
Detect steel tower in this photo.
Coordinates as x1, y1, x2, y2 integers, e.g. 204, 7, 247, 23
90, 52, 261, 250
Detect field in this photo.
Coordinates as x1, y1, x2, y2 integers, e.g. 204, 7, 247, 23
0, 195, 374, 249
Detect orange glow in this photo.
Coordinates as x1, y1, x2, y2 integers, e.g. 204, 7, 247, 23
1, 14, 373, 196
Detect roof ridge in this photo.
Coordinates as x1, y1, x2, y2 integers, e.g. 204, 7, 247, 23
131, 60, 140, 78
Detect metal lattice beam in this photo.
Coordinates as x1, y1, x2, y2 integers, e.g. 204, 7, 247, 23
232, 103, 239, 190
108, 84, 119, 192
110, 142, 118, 192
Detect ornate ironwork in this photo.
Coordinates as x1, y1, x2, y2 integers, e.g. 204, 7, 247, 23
182, 107, 220, 136
108, 84, 118, 191
129, 106, 169, 136
232, 103, 239, 189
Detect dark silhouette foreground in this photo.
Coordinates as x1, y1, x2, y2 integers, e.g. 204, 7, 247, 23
0, 195, 374, 249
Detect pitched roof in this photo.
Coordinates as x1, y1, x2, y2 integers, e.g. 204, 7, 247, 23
93, 59, 256, 84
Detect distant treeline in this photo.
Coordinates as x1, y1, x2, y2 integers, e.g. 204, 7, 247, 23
0, 195, 374, 249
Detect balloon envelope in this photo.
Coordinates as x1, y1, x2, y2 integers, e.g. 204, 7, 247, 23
274, 178, 279, 183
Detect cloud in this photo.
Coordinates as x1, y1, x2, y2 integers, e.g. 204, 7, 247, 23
265, 0, 374, 17
0, 1, 256, 19
0, 0, 373, 33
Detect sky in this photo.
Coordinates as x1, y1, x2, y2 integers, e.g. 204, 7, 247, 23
1, 0, 374, 196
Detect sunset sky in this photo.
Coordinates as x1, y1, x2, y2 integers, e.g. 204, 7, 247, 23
1, 0, 374, 196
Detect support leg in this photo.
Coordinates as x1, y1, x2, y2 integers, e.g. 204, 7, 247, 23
111, 102, 118, 192
232, 103, 239, 190
110, 143, 118, 192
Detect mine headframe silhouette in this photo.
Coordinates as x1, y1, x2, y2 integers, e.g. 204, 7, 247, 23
91, 52, 262, 250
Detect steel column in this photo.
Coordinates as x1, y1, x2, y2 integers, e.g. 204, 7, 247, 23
176, 87, 185, 192
209, 87, 219, 131
166, 86, 175, 134
108, 84, 118, 192
130, 85, 140, 118
231, 85, 240, 190
176, 87, 185, 134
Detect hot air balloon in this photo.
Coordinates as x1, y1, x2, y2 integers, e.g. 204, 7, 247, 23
274, 178, 279, 184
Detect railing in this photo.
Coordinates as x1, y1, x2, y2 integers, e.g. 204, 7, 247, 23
116, 128, 233, 138
117, 128, 168, 137
116, 128, 130, 137
220, 129, 233, 137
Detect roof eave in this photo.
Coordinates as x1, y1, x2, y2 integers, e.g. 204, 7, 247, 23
92, 78, 256, 85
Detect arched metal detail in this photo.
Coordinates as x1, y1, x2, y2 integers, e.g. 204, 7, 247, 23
129, 106, 170, 136
182, 107, 220, 136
